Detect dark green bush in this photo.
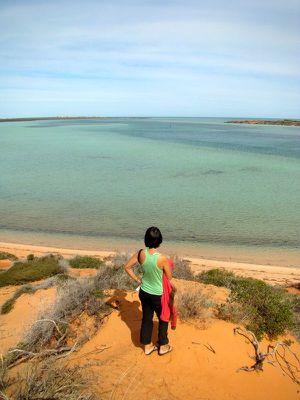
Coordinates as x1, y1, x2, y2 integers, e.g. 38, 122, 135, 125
289, 294, 300, 341
0, 251, 17, 261
0, 255, 63, 287
198, 268, 294, 340
69, 256, 103, 269
196, 268, 236, 288
231, 278, 293, 340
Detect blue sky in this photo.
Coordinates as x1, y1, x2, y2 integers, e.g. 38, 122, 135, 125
0, 0, 299, 117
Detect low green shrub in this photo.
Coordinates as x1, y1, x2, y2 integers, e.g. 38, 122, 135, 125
289, 294, 300, 341
198, 268, 294, 340
230, 278, 294, 340
27, 253, 35, 261
196, 268, 236, 288
69, 255, 103, 269
0, 251, 17, 261
0, 255, 63, 287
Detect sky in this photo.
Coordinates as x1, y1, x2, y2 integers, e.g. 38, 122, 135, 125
0, 0, 299, 118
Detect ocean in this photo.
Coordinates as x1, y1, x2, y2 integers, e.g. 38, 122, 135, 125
0, 117, 299, 265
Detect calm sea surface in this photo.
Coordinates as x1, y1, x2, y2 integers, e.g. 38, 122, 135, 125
0, 117, 299, 265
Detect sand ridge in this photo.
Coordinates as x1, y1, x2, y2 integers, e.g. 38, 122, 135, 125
0, 261, 299, 399
68, 290, 300, 400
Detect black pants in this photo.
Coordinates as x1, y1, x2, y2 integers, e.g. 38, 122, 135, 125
139, 288, 169, 346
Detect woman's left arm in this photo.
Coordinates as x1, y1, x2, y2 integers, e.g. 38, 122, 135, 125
124, 252, 142, 284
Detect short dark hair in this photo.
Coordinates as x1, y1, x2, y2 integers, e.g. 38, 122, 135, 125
144, 226, 163, 248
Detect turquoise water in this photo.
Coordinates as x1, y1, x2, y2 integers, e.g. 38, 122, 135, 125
0, 118, 299, 264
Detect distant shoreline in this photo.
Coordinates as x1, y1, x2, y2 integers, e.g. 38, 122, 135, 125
1, 117, 299, 125
0, 116, 104, 123
226, 119, 300, 126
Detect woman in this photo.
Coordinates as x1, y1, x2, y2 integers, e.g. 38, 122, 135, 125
124, 226, 173, 356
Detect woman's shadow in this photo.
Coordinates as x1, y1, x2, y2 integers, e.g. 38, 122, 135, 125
106, 289, 158, 348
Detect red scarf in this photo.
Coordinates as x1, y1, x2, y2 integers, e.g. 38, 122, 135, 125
160, 259, 177, 329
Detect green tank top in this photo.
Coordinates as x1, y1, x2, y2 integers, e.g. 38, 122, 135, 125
140, 248, 163, 295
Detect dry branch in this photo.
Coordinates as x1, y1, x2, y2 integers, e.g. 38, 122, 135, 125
234, 326, 300, 384
33, 319, 64, 336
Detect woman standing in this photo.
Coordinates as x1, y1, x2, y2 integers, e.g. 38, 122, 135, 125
124, 226, 173, 355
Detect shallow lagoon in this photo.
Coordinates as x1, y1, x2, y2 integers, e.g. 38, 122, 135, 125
0, 118, 299, 264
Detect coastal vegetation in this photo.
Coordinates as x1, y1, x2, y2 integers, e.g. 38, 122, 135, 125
226, 119, 300, 126
1, 285, 35, 314
69, 255, 103, 269
11, 361, 95, 400
176, 287, 213, 320
0, 274, 72, 314
197, 269, 295, 340
0, 252, 17, 261
172, 256, 194, 281
0, 255, 64, 287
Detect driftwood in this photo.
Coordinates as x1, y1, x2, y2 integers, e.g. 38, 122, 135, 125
234, 327, 300, 384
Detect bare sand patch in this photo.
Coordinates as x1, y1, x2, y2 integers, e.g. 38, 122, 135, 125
0, 287, 56, 353
0, 259, 12, 270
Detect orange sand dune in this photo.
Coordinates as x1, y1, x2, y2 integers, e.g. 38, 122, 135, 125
69, 290, 300, 400
0, 287, 56, 353
0, 278, 299, 399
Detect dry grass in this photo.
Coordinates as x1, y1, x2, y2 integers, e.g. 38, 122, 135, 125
0, 355, 9, 395
2, 276, 110, 370
1, 274, 73, 315
94, 264, 140, 291
104, 251, 130, 268
172, 256, 194, 281
176, 287, 213, 320
216, 302, 248, 324
21, 277, 108, 354
11, 360, 95, 400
